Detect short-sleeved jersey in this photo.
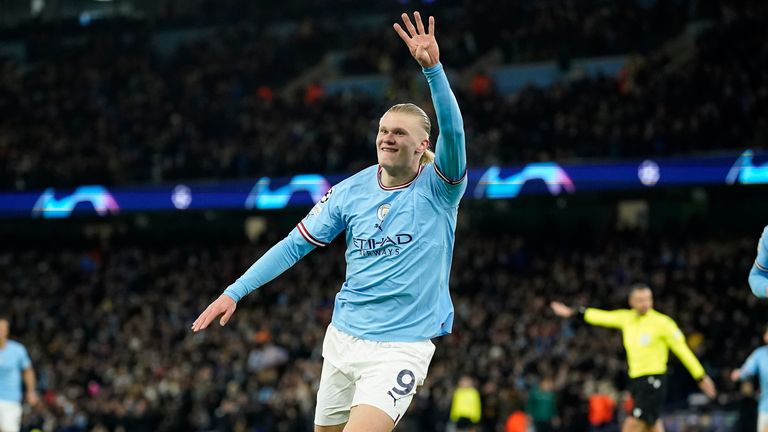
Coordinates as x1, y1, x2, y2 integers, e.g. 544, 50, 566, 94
298, 163, 466, 342
0, 340, 31, 403
740, 346, 768, 412
584, 308, 705, 379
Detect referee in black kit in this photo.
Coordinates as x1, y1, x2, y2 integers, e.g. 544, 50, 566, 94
551, 284, 716, 432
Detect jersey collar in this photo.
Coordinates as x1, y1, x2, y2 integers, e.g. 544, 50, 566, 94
377, 165, 424, 191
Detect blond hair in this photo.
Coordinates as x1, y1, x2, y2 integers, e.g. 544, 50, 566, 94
384, 103, 435, 165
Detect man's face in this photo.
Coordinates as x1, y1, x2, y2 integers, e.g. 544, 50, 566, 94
376, 112, 428, 171
629, 288, 653, 315
0, 319, 8, 341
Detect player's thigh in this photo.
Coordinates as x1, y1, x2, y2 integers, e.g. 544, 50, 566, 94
315, 425, 346, 432
315, 359, 355, 429
343, 404, 395, 432
350, 340, 435, 426
0, 400, 22, 432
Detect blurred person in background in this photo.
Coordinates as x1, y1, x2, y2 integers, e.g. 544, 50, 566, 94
730, 325, 768, 432
750, 225, 768, 298
551, 284, 717, 432
0, 315, 37, 432
526, 377, 558, 432
449, 375, 481, 430
192, 11, 467, 432
587, 380, 619, 432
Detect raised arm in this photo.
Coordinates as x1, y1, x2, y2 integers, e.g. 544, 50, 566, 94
550, 301, 626, 329
394, 12, 466, 182
750, 225, 768, 297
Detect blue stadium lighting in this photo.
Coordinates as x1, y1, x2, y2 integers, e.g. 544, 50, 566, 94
2, 151, 764, 219
31, 186, 120, 219
726, 150, 768, 185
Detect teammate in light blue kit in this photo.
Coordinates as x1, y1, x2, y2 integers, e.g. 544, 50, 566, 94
731, 326, 768, 432
193, 12, 466, 432
0, 315, 38, 432
750, 225, 768, 298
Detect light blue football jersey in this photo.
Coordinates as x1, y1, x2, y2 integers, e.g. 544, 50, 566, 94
0, 340, 31, 403
740, 345, 768, 412
297, 162, 466, 341
223, 63, 466, 342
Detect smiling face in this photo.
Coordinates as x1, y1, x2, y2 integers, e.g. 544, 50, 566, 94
376, 111, 429, 173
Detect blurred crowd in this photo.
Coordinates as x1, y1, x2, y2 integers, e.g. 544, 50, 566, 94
2, 224, 764, 432
2, 1, 765, 191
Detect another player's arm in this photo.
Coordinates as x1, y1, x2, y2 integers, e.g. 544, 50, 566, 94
192, 188, 344, 332
19, 347, 37, 406
661, 318, 717, 398
731, 349, 760, 382
22, 366, 38, 405
749, 225, 768, 298
550, 301, 625, 329
394, 12, 466, 183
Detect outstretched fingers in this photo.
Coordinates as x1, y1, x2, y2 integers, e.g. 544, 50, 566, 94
401, 12, 419, 37
192, 306, 217, 331
414, 11, 426, 34
393, 23, 412, 45
428, 15, 435, 35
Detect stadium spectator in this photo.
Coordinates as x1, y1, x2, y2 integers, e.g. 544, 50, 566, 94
449, 376, 482, 429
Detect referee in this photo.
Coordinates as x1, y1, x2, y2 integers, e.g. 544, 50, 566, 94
551, 284, 716, 432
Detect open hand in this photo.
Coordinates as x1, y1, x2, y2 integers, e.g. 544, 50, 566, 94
698, 375, 717, 399
393, 12, 440, 68
550, 301, 575, 318
191, 294, 236, 332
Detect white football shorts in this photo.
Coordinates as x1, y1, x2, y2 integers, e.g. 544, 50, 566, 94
0, 400, 22, 432
314, 324, 436, 426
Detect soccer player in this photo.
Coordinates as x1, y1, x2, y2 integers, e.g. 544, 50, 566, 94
750, 225, 768, 298
550, 284, 717, 432
731, 325, 768, 432
0, 315, 38, 432
192, 12, 466, 432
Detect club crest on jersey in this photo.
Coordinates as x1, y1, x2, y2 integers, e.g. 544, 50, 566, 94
377, 203, 391, 221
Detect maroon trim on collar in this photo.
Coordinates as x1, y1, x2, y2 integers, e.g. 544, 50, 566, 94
377, 165, 424, 191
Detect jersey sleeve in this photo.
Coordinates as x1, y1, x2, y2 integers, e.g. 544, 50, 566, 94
223, 230, 316, 302
583, 308, 627, 329
296, 186, 346, 247
19, 345, 31, 369
662, 318, 705, 380
739, 348, 762, 379
424, 63, 467, 206
223, 186, 346, 302
750, 225, 768, 297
